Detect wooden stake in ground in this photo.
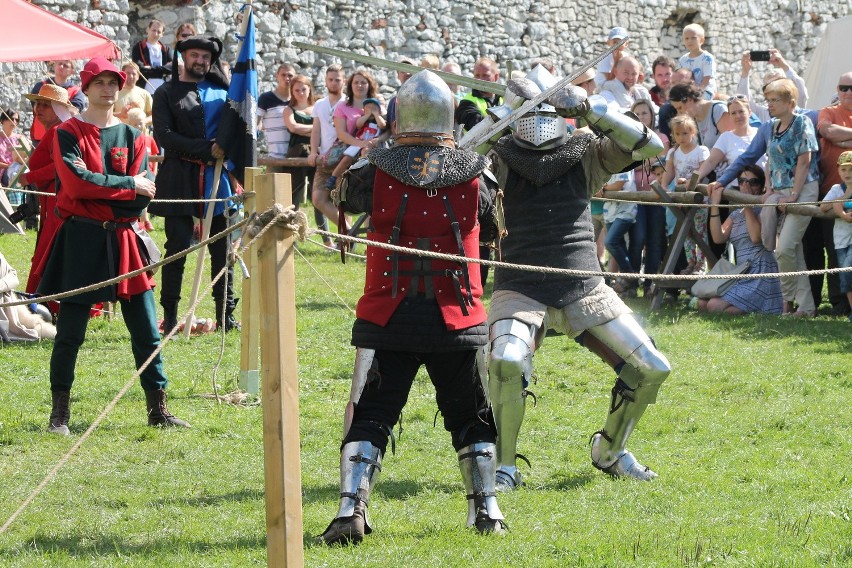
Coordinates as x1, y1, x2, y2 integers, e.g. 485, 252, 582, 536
183, 158, 223, 338
239, 167, 262, 394
256, 172, 303, 567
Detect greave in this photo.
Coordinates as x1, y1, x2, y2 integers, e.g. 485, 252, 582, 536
458, 443, 505, 533
597, 372, 647, 464
334, 440, 382, 530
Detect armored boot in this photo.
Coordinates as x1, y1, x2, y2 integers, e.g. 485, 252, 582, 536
583, 316, 671, 481
590, 373, 657, 481
48, 390, 71, 436
145, 389, 191, 428
161, 302, 178, 336
319, 441, 382, 546
215, 298, 240, 332
458, 442, 506, 535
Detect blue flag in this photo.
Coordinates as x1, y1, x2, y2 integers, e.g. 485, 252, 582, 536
218, 4, 257, 185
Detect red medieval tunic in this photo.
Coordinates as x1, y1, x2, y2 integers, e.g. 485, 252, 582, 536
346, 147, 495, 352
24, 124, 63, 294
37, 117, 153, 304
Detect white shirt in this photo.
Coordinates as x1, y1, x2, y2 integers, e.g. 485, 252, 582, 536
311, 96, 342, 154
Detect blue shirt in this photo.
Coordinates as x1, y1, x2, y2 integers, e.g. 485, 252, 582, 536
199, 80, 235, 216
766, 113, 819, 189
717, 109, 819, 187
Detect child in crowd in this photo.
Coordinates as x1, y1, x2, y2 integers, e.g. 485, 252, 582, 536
325, 98, 387, 190
821, 151, 852, 320
594, 27, 629, 88
662, 115, 710, 274
602, 169, 638, 296
679, 23, 717, 100
124, 107, 157, 231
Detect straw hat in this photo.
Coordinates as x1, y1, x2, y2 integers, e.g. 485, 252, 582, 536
24, 83, 73, 108
571, 68, 596, 86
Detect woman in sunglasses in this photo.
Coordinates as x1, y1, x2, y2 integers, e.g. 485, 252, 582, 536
696, 94, 764, 187
699, 165, 783, 314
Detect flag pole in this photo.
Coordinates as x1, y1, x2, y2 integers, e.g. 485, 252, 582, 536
182, 2, 253, 337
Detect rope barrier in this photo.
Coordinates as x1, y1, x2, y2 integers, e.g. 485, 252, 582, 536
4, 184, 845, 211
309, 228, 852, 282
2, 185, 239, 204
0, 218, 248, 309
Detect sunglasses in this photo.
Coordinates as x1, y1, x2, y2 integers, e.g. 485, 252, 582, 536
839, 85, 852, 93
179, 33, 193, 39
727, 94, 748, 103
737, 177, 762, 186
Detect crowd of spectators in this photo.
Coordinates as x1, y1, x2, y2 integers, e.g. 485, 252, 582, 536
3, 20, 852, 319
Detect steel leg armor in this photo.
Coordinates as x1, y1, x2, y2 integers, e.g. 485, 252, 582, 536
319, 441, 383, 545
585, 314, 670, 480
487, 318, 536, 490
458, 442, 506, 534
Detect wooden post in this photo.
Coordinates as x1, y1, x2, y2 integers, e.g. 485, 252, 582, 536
239, 167, 262, 394
256, 172, 303, 567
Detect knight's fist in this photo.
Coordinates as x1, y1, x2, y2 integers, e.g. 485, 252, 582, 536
548, 85, 589, 118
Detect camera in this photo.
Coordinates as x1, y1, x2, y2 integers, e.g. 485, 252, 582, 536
8, 198, 39, 224
750, 50, 771, 62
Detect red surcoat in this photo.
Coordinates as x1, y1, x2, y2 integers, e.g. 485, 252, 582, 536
356, 168, 485, 331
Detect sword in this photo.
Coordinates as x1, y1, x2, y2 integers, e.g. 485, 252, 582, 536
459, 37, 627, 151
292, 40, 507, 95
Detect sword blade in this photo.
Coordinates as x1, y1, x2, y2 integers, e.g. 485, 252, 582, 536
292, 41, 507, 96
459, 37, 628, 151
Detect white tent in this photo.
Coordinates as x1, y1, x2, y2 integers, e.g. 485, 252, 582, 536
804, 15, 852, 109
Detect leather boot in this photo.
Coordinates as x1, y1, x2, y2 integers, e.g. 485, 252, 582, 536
48, 390, 71, 435
162, 302, 178, 336
319, 500, 368, 546
216, 298, 240, 332
145, 389, 191, 428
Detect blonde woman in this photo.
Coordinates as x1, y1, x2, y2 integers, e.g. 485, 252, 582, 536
696, 94, 762, 187
764, 78, 820, 316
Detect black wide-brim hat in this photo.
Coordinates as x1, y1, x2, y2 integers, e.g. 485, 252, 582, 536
176, 36, 223, 63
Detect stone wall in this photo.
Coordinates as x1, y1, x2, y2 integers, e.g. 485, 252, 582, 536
2, 0, 849, 131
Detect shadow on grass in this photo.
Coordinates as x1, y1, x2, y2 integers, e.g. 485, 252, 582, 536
6, 532, 266, 557
543, 471, 596, 491
305, 478, 462, 503
634, 299, 852, 353
149, 488, 263, 508
299, 300, 350, 311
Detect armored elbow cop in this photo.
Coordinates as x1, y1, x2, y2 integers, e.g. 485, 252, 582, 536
553, 94, 664, 160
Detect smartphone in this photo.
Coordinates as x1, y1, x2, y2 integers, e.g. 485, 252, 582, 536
750, 50, 771, 62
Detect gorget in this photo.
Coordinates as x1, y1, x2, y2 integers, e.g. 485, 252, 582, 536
493, 133, 594, 186
368, 145, 489, 190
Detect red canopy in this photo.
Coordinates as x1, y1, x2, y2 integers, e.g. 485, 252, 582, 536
1, 0, 120, 62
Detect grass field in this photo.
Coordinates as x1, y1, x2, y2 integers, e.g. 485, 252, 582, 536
1, 211, 851, 567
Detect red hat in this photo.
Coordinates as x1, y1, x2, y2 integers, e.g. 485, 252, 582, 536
80, 57, 126, 91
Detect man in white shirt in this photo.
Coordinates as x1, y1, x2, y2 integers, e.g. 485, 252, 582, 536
308, 64, 346, 226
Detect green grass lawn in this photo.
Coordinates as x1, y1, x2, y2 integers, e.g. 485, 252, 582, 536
1, 210, 851, 567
